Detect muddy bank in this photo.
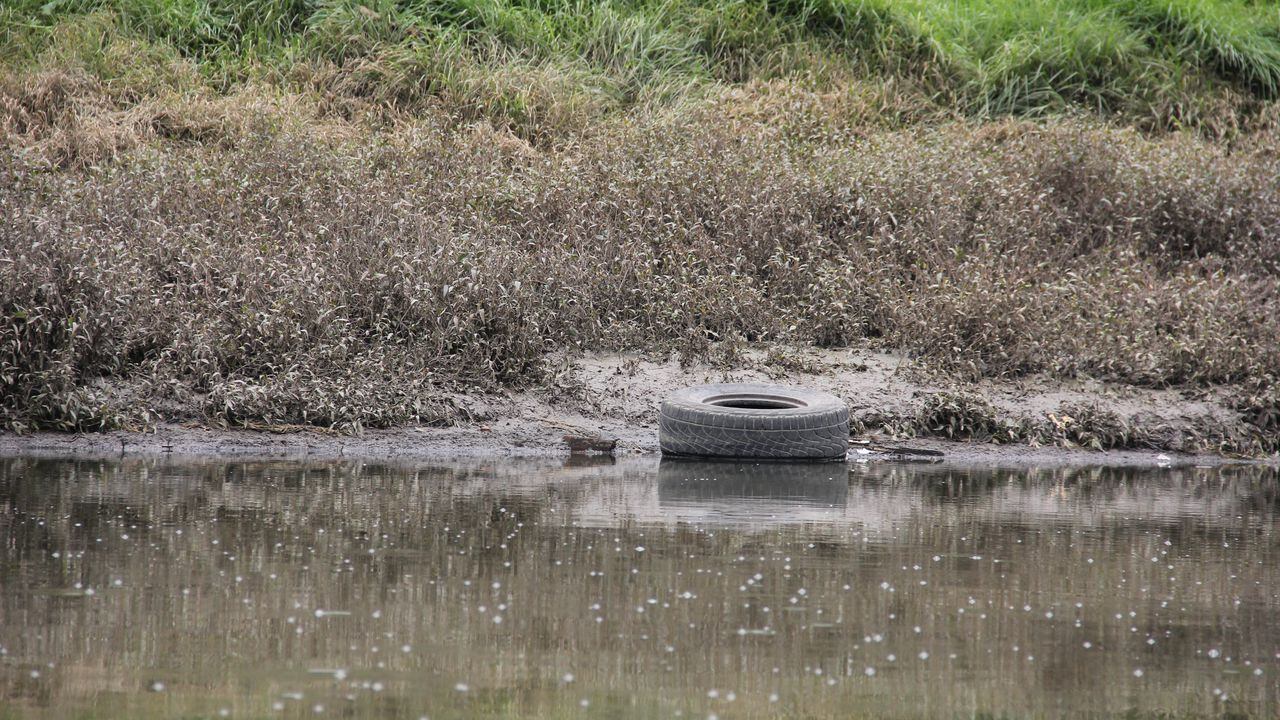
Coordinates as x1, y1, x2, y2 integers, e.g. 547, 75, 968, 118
0, 423, 1253, 468
2, 348, 1272, 468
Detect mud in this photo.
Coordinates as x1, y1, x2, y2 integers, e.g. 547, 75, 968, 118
0, 347, 1270, 467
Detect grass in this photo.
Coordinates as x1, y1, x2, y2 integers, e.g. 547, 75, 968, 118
2, 0, 1280, 140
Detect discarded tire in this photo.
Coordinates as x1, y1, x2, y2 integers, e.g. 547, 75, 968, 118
658, 383, 849, 460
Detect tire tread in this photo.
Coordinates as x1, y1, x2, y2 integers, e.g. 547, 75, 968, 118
658, 385, 849, 460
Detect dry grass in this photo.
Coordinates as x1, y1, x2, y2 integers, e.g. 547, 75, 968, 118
2, 104, 1278, 447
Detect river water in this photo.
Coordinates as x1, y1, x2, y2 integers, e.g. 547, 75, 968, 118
1, 456, 1276, 718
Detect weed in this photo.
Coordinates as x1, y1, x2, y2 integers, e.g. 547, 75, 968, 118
1233, 377, 1280, 436
911, 392, 1021, 443
3, 115, 1280, 432
1038, 403, 1153, 450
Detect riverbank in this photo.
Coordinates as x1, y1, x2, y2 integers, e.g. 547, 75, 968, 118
2, 347, 1272, 467
4, 4, 1279, 452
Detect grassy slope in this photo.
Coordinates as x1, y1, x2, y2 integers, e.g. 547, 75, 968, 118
1, 1, 1279, 450
3, 0, 1280, 138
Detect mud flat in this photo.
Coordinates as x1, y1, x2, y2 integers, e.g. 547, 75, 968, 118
1, 349, 1270, 468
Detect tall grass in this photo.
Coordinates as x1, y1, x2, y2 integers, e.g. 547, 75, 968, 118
3, 0, 1280, 134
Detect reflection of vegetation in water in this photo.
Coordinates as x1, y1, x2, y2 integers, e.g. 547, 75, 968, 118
0, 457, 1277, 718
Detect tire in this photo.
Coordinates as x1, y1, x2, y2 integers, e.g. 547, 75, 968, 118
658, 383, 849, 460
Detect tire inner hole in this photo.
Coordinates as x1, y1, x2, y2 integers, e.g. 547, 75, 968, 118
705, 394, 806, 410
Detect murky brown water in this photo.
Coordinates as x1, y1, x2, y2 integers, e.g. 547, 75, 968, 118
1, 456, 1277, 719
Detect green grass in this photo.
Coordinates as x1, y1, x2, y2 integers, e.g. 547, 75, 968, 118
3, 0, 1280, 136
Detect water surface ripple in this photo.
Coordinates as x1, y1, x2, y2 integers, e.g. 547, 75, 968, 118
1, 456, 1276, 718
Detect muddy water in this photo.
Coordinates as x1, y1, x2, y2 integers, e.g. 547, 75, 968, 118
0, 456, 1277, 719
